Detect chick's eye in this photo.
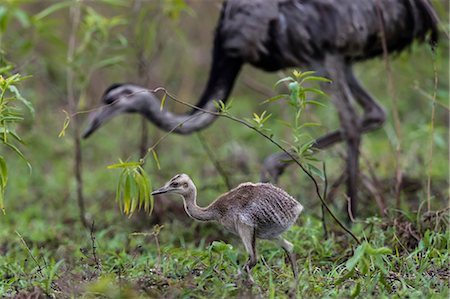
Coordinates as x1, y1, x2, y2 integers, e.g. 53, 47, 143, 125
183, 183, 188, 188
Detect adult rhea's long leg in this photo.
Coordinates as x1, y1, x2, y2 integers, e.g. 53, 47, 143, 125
261, 68, 386, 184
323, 58, 362, 220
346, 68, 386, 130
261, 56, 362, 219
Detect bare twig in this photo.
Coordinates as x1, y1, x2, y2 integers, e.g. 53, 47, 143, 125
67, 1, 88, 228
90, 220, 101, 272
152, 224, 163, 271
196, 132, 232, 190
321, 162, 329, 239
16, 231, 44, 277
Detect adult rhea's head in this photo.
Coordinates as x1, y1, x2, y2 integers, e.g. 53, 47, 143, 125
82, 83, 149, 138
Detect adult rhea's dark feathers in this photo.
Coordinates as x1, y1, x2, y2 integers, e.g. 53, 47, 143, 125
84, 0, 439, 217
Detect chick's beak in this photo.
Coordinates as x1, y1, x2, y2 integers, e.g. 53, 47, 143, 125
151, 186, 171, 196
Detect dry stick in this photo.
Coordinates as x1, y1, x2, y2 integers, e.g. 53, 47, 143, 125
131, 0, 151, 160
426, 52, 438, 212
321, 162, 329, 239
149, 88, 360, 244
414, 85, 450, 111
152, 224, 163, 272
375, 0, 403, 210
16, 231, 44, 277
196, 132, 232, 190
67, 2, 88, 229
90, 220, 101, 272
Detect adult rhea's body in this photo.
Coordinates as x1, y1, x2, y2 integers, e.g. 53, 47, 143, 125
84, 0, 439, 218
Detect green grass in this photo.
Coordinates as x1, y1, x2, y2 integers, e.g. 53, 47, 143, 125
0, 197, 448, 298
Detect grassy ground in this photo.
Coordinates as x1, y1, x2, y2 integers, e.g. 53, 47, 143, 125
0, 202, 448, 298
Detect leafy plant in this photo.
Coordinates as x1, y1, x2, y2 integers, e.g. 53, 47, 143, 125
0, 63, 33, 213
265, 70, 330, 177
108, 160, 154, 216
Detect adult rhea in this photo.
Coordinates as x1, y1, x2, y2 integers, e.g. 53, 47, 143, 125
84, 0, 439, 217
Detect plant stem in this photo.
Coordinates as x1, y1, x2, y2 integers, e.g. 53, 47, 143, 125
67, 2, 88, 228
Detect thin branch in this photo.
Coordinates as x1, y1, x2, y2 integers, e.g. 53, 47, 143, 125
90, 220, 101, 272
426, 52, 438, 211
67, 1, 88, 229
76, 84, 360, 243
16, 231, 44, 277
149, 88, 360, 244
321, 162, 328, 239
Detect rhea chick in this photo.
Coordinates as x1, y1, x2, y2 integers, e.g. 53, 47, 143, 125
152, 174, 303, 277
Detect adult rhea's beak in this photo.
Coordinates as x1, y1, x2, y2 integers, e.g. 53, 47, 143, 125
82, 104, 121, 138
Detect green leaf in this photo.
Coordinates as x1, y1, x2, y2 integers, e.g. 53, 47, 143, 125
350, 281, 361, 298
107, 161, 143, 169
58, 110, 70, 138
261, 94, 287, 104
346, 243, 366, 271
307, 163, 324, 180
97, 0, 128, 7
274, 76, 294, 87
4, 142, 31, 172
13, 9, 30, 28
123, 174, 131, 214
301, 76, 331, 83
151, 149, 161, 170
0, 156, 7, 189
305, 100, 327, 107
160, 93, 166, 111
8, 84, 34, 117
0, 156, 6, 214
296, 71, 316, 79
366, 245, 392, 256
116, 171, 124, 205
34, 1, 72, 21
141, 170, 154, 214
